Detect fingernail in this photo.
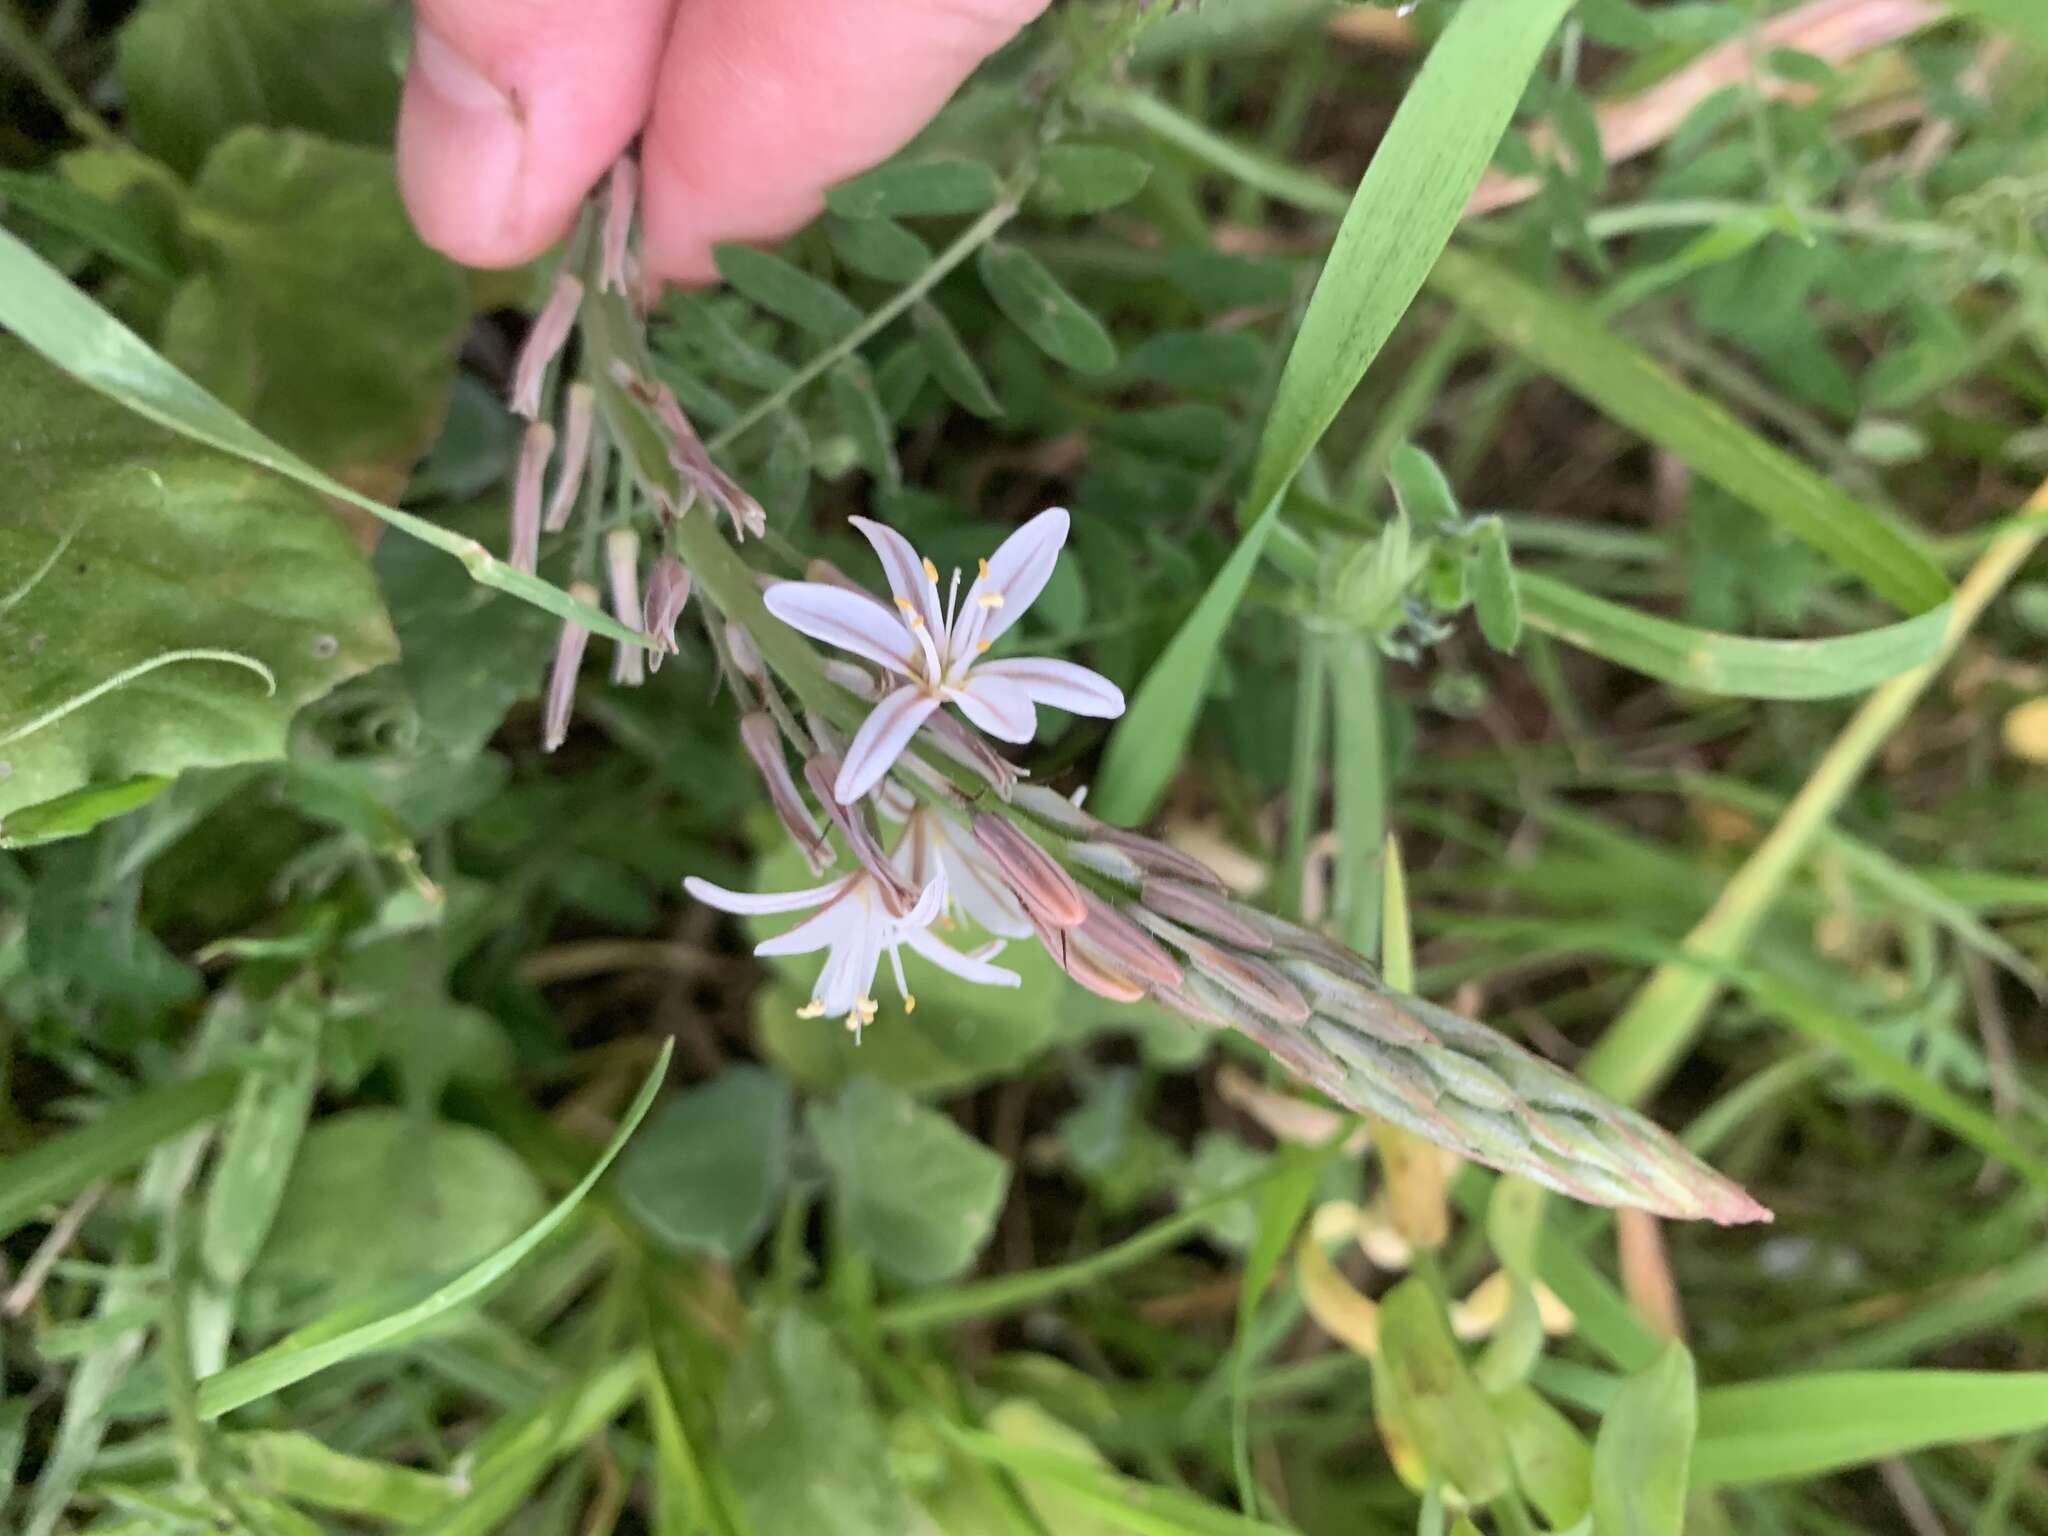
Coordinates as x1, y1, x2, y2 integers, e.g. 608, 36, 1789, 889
411, 26, 513, 118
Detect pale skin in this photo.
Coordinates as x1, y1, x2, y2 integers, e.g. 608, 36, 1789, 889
397, 0, 1051, 284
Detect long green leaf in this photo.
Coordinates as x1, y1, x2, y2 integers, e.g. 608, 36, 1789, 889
194, 1042, 669, 1419
1694, 1371, 2048, 1486
0, 1071, 238, 1240
1429, 247, 1948, 615
0, 227, 638, 645
1093, 0, 1577, 824
1520, 570, 1950, 699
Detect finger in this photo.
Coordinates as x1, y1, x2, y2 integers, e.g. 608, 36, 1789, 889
640, 0, 1048, 284
397, 0, 675, 268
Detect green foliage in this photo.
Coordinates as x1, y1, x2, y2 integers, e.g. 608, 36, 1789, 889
619, 1066, 793, 1260
1592, 1341, 1696, 1535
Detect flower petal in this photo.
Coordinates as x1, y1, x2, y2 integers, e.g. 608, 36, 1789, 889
935, 827, 1033, 938
753, 898, 859, 957
835, 687, 943, 803
951, 672, 1037, 743
902, 926, 1022, 988
850, 516, 945, 638
971, 656, 1125, 719
764, 582, 915, 676
813, 916, 884, 1018
898, 872, 947, 933
953, 506, 1069, 655
684, 873, 848, 915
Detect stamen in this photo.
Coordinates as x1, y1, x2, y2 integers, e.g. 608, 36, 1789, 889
978, 592, 1004, 610
978, 558, 991, 581
796, 1000, 826, 1019
975, 639, 992, 654
904, 994, 917, 1013
895, 596, 916, 613
922, 557, 939, 584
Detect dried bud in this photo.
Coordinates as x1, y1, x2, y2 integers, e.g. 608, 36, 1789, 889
542, 582, 599, 752
971, 813, 1087, 930
806, 756, 919, 913
741, 713, 832, 875
605, 529, 645, 687
509, 421, 554, 574
726, 622, 765, 687
600, 158, 638, 296
642, 556, 691, 671
512, 273, 583, 419
545, 383, 595, 532
613, 364, 766, 540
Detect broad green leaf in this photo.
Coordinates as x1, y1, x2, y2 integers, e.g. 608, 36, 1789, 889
1031, 143, 1153, 216
252, 1108, 545, 1309
829, 356, 903, 491
983, 1401, 1126, 1536
810, 1076, 1009, 1286
0, 1070, 238, 1241
1591, 1340, 1696, 1535
914, 300, 1003, 418
1094, 0, 1576, 825
1377, 1278, 1512, 1503
720, 1310, 913, 1536
1120, 329, 1266, 396
1492, 1385, 1593, 1530
618, 1066, 792, 1260
712, 243, 864, 342
1694, 1370, 2048, 1487
195, 1043, 669, 1419
168, 128, 466, 499
976, 241, 1118, 374
825, 157, 1001, 220
1386, 444, 1460, 534
1429, 247, 1948, 615
659, 292, 795, 390
826, 212, 932, 284
1519, 570, 1949, 698
0, 344, 396, 827
116, 0, 400, 177
0, 225, 636, 644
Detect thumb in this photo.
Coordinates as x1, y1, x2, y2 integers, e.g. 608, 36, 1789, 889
397, 0, 674, 269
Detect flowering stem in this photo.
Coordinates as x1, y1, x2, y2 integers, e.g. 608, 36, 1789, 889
704, 194, 1022, 455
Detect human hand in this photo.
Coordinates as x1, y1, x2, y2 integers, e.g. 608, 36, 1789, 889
397, 0, 1047, 286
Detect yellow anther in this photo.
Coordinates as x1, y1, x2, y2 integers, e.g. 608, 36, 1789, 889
922, 557, 939, 583
796, 1000, 825, 1019
977, 558, 992, 581
975, 639, 992, 653
904, 994, 917, 1014
977, 592, 1004, 609
895, 596, 915, 612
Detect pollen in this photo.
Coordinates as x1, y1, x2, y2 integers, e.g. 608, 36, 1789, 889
978, 558, 991, 580
977, 593, 1004, 609
796, 1000, 826, 1019
895, 596, 916, 612
922, 557, 939, 584
975, 639, 992, 653
904, 994, 917, 1014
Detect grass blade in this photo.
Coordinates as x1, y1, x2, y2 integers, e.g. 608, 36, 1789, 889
1519, 570, 1950, 699
1429, 247, 1948, 615
194, 1041, 670, 1419
1094, 0, 1577, 824
1694, 1371, 2048, 1487
0, 227, 638, 645
0, 1071, 238, 1241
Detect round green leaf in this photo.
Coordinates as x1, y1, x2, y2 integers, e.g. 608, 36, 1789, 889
618, 1067, 792, 1260
809, 1076, 1009, 1285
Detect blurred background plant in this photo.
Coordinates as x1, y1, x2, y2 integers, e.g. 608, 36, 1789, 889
3, 0, 2048, 1532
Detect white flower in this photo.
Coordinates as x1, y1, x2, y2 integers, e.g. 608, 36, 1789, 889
683, 867, 1019, 1039
763, 509, 1125, 804
892, 804, 1033, 939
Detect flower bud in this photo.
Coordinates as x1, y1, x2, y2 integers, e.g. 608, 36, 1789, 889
971, 813, 1086, 930
741, 713, 832, 875
1139, 878, 1273, 951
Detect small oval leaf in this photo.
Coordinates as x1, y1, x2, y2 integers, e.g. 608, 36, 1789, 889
976, 241, 1117, 375
824, 157, 1001, 220
711, 244, 863, 342
1031, 142, 1152, 216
